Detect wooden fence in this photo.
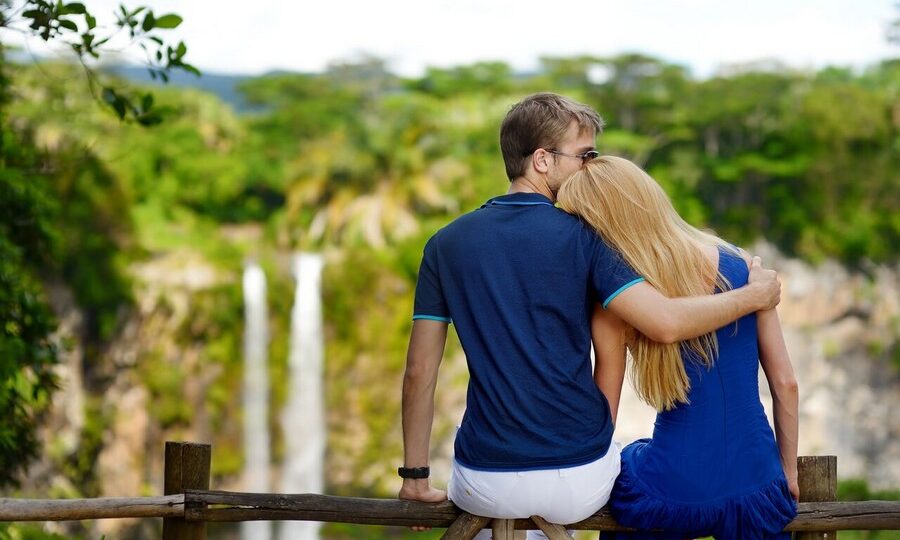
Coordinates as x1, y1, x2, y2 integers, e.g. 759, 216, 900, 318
1, 442, 898, 539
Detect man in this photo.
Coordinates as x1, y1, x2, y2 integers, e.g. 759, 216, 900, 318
398, 93, 780, 538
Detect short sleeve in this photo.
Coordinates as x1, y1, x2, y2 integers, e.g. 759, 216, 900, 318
413, 236, 452, 323
590, 238, 645, 309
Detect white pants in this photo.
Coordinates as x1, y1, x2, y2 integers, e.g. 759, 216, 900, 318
447, 443, 621, 540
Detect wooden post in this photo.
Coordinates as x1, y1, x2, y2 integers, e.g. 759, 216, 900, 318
492, 518, 515, 540
441, 512, 491, 540
162, 441, 211, 540
531, 515, 570, 539
795, 455, 837, 540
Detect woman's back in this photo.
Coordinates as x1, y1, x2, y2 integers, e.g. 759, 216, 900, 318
604, 245, 796, 539
632, 246, 784, 501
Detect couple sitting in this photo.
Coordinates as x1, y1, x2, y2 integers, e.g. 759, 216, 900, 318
398, 93, 799, 540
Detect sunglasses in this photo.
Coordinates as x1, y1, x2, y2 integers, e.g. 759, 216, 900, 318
527, 148, 600, 164
548, 149, 600, 164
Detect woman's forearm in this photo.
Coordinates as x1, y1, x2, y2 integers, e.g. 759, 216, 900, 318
756, 306, 799, 489
592, 306, 628, 425
770, 377, 799, 479
597, 359, 625, 424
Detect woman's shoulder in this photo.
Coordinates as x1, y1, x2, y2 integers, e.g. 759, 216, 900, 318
707, 241, 753, 289
716, 241, 752, 271
697, 240, 750, 272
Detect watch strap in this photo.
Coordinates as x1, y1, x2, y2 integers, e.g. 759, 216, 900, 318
398, 466, 430, 479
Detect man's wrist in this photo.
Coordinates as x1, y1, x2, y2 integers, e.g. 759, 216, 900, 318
740, 282, 764, 312
400, 477, 431, 494
398, 465, 430, 479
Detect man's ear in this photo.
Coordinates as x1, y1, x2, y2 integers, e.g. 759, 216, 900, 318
531, 148, 551, 174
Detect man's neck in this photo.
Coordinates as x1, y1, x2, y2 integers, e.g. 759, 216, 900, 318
508, 177, 555, 202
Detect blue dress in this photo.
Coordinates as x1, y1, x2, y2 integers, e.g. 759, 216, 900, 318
601, 247, 797, 540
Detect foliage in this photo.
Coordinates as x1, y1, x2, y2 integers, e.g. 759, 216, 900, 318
0, 71, 59, 486
0, 523, 77, 540
5, 0, 198, 124
0, 58, 135, 487
0, 236, 59, 487
839, 478, 900, 501
238, 56, 900, 265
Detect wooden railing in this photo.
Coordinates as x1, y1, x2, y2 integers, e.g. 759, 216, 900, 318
1, 442, 898, 540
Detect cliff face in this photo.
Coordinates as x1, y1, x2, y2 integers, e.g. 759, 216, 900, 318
613, 242, 900, 490
31, 251, 233, 538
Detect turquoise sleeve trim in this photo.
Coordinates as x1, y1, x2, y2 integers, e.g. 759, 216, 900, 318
413, 314, 452, 324
602, 277, 646, 309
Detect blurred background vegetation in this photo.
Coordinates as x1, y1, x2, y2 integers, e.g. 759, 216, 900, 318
1, 1, 898, 539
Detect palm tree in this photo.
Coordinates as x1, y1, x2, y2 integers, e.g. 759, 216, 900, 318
283, 91, 466, 249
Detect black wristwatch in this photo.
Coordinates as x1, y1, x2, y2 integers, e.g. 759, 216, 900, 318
398, 466, 430, 479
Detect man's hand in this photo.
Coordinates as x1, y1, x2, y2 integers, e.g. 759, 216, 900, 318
747, 256, 781, 311
399, 478, 448, 532
399, 478, 448, 502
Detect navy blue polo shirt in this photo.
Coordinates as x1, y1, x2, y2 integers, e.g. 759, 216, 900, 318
413, 192, 644, 471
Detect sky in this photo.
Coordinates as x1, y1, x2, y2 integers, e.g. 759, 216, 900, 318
4, 0, 897, 78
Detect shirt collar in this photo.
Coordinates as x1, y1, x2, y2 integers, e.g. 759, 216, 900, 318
481, 192, 555, 208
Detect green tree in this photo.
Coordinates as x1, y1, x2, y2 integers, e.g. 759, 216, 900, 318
282, 90, 465, 249
0, 126, 60, 488
0, 0, 196, 487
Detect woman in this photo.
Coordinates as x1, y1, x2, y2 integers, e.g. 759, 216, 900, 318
557, 156, 800, 540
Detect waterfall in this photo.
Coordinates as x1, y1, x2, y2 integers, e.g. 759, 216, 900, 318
279, 253, 326, 540
242, 263, 272, 540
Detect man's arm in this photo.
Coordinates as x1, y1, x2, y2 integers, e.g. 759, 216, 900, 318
398, 319, 449, 503
607, 256, 781, 344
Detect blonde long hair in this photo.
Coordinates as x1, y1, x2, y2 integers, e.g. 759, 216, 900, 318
557, 156, 733, 411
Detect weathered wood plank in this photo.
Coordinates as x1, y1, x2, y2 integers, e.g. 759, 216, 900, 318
188, 507, 455, 527
1, 491, 898, 532
185, 490, 462, 527
186, 490, 458, 514
788, 501, 899, 531
0, 495, 184, 521
182, 492, 900, 531
564, 509, 628, 531
441, 513, 491, 540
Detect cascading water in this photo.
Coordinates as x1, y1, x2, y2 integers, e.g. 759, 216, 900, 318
242, 263, 272, 540
279, 253, 326, 540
